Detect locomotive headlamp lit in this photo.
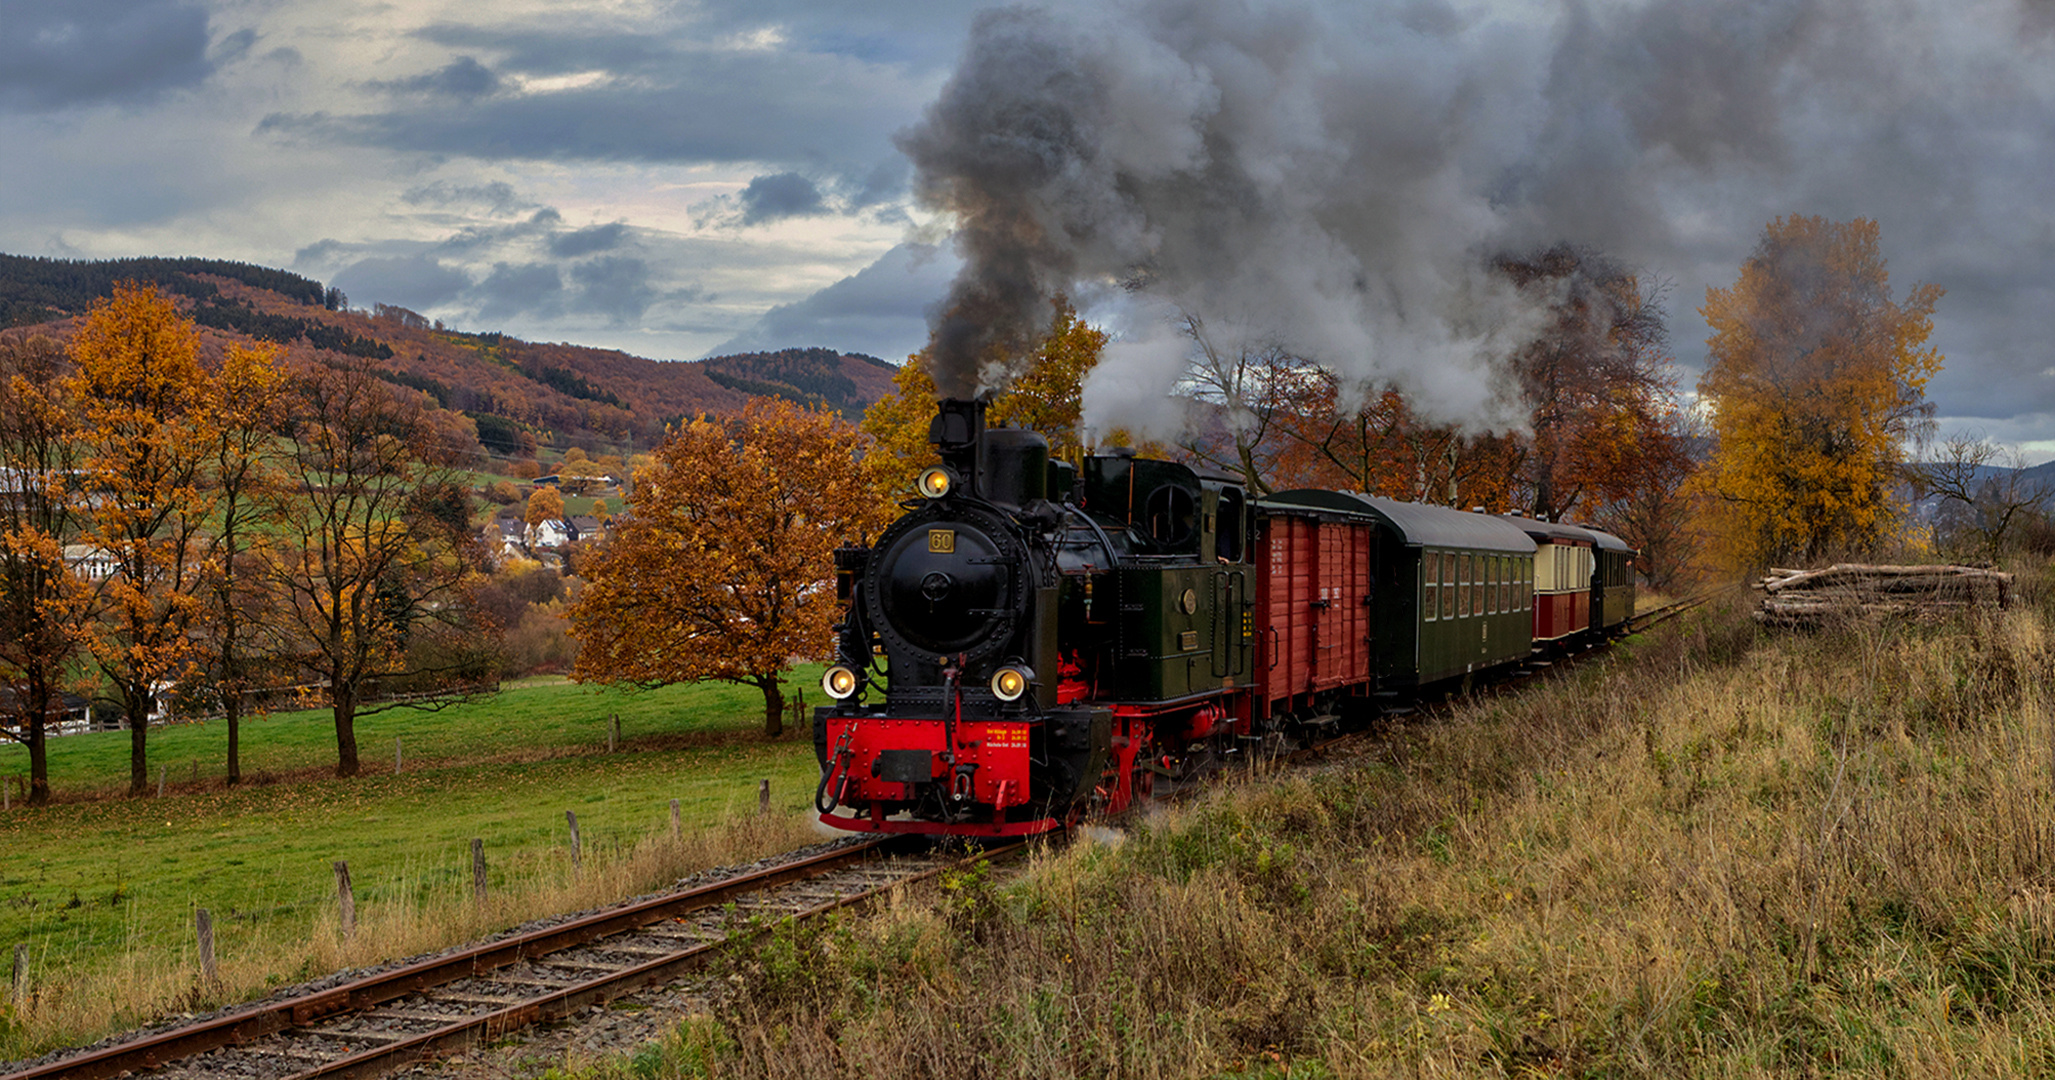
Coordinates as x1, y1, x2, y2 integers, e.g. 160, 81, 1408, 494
822, 666, 861, 700
990, 665, 1032, 702
916, 466, 954, 499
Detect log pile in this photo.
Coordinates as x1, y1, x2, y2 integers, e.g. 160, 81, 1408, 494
1754, 563, 2014, 625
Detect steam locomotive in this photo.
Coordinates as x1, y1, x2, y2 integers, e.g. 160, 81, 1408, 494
813, 399, 1633, 837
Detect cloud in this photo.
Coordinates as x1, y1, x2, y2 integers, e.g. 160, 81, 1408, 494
255, 29, 935, 167
401, 180, 533, 215
709, 242, 959, 360
330, 254, 472, 312
739, 173, 825, 225
568, 255, 658, 324
0, 0, 215, 110
549, 222, 629, 257
375, 55, 501, 100
472, 261, 564, 322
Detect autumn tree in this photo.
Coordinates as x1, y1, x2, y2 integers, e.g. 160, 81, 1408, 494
986, 297, 1108, 461
200, 341, 288, 784
0, 333, 90, 805
862, 353, 943, 493
526, 486, 566, 528
865, 297, 1110, 494
1699, 216, 1943, 568
571, 398, 891, 737
69, 283, 217, 796
266, 361, 497, 777
1492, 247, 1675, 522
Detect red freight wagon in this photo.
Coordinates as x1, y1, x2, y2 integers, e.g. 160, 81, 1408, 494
1509, 516, 1596, 643
1255, 504, 1373, 721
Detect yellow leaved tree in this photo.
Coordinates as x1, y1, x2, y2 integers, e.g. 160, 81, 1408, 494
570, 398, 892, 737
68, 283, 217, 796
1697, 216, 1943, 569
863, 297, 1107, 495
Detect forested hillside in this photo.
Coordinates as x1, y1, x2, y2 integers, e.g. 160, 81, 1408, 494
0, 253, 898, 457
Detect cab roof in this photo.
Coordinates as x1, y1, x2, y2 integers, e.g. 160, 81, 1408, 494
1262, 490, 1537, 554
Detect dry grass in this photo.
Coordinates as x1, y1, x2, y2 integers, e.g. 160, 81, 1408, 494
619, 581, 2055, 1078
0, 810, 818, 1060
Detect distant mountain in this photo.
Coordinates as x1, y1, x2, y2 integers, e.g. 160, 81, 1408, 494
0, 253, 899, 460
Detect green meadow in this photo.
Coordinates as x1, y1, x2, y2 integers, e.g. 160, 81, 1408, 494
0, 669, 829, 1055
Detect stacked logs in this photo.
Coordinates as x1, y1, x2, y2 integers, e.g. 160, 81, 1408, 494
1754, 563, 2014, 626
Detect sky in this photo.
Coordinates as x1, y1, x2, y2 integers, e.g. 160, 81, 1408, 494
1, 0, 2051, 457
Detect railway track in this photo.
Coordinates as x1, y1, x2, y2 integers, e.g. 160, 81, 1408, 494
5, 593, 1717, 1080
2, 838, 1025, 1080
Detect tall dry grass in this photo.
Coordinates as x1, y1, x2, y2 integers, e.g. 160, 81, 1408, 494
0, 811, 818, 1061
663, 587, 2055, 1078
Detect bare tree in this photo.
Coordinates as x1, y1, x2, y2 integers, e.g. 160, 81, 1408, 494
1916, 433, 2052, 564
266, 362, 497, 777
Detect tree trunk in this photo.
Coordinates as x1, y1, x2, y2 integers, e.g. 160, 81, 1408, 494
226, 701, 241, 785
126, 686, 150, 797
334, 687, 360, 777
756, 676, 784, 739
22, 683, 50, 806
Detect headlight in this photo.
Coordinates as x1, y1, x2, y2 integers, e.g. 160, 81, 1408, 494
822, 666, 861, 700
990, 665, 1032, 702
916, 466, 954, 499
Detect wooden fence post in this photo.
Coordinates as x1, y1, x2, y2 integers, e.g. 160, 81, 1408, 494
608, 714, 618, 753
759, 779, 770, 816
566, 811, 582, 875
190, 759, 198, 786
3, 778, 9, 812
156, 764, 167, 799
195, 909, 216, 984
333, 861, 355, 942
669, 799, 681, 840
11, 942, 25, 1007
471, 839, 488, 906
394, 737, 403, 774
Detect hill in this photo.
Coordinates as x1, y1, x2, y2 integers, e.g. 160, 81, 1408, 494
0, 253, 899, 460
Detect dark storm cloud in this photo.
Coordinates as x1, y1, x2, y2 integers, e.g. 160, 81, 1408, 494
549, 223, 629, 258
0, 0, 215, 110
739, 173, 826, 225
375, 56, 501, 100
710, 242, 959, 360
331, 254, 472, 312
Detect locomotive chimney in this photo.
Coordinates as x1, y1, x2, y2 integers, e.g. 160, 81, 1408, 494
929, 398, 986, 495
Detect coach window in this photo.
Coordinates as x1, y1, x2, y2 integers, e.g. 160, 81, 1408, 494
1423, 552, 1437, 620
1441, 552, 1454, 619
1456, 553, 1469, 617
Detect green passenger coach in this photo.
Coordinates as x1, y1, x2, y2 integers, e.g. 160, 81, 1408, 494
1260, 491, 1538, 692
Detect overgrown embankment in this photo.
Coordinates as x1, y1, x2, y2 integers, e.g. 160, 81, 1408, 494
661, 587, 2055, 1077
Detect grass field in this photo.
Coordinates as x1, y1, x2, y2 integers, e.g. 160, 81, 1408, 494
568, 584, 2055, 1078
0, 669, 829, 1059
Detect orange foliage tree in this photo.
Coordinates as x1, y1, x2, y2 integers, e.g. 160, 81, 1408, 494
1698, 216, 1943, 568
68, 283, 217, 796
864, 298, 1108, 494
572, 399, 891, 737
0, 333, 91, 805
